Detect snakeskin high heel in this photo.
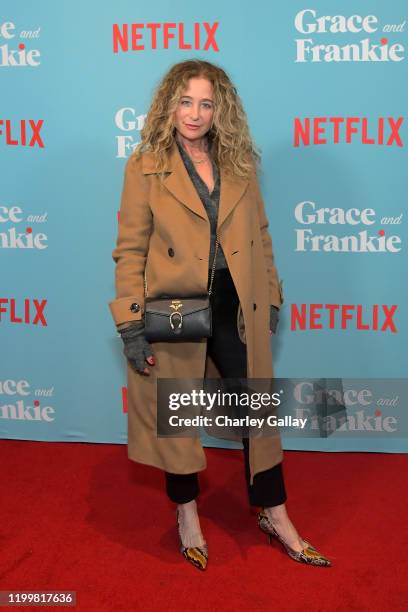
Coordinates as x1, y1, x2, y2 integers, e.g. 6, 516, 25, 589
257, 509, 332, 567
176, 507, 208, 571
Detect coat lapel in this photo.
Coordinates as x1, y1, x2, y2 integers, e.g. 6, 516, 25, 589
141, 140, 249, 233
217, 166, 249, 232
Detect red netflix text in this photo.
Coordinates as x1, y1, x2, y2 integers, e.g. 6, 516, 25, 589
294, 117, 403, 147
0, 119, 44, 148
291, 304, 398, 332
0, 298, 47, 326
112, 22, 219, 53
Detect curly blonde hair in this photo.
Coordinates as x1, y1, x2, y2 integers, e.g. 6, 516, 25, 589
132, 58, 261, 180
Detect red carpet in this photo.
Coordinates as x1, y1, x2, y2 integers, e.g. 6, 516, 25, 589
0, 440, 406, 611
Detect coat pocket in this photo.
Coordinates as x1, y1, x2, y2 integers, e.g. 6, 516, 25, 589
236, 302, 246, 344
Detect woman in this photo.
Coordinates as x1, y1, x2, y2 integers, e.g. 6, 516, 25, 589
109, 59, 331, 571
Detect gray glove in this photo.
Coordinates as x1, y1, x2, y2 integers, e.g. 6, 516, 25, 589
270, 305, 280, 334
117, 320, 155, 375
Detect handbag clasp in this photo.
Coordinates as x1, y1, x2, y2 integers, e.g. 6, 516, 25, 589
170, 301, 183, 331
170, 311, 183, 330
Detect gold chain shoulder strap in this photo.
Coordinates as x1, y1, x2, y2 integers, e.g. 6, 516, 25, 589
208, 235, 219, 296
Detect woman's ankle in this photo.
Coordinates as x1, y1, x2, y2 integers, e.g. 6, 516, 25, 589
263, 503, 287, 521
177, 499, 198, 514
177, 500, 206, 548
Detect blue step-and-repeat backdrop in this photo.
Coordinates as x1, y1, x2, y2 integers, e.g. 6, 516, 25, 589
1, 1, 407, 454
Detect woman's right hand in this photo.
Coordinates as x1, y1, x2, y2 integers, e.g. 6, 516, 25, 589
117, 320, 155, 375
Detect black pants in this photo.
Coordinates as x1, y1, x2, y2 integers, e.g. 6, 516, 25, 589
165, 267, 287, 507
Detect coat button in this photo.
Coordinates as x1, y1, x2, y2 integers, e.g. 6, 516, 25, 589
168, 247, 174, 257
253, 303, 257, 310
251, 239, 254, 246
130, 302, 140, 313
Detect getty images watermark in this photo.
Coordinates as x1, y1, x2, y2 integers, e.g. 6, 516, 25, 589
156, 378, 407, 439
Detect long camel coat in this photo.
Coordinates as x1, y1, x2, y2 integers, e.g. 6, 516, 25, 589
108, 139, 284, 485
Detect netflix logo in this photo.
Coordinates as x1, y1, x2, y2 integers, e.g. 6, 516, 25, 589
294, 117, 404, 147
112, 22, 219, 53
0, 119, 44, 148
121, 386, 128, 414
0, 298, 48, 326
291, 304, 398, 332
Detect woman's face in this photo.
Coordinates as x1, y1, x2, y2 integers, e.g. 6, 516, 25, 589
173, 77, 214, 142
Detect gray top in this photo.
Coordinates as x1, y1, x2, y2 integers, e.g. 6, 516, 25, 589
175, 138, 279, 331
176, 138, 228, 271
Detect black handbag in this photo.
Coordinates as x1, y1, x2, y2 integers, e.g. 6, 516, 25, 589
143, 237, 219, 341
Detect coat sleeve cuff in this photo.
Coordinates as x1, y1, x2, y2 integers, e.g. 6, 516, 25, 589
108, 295, 144, 326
